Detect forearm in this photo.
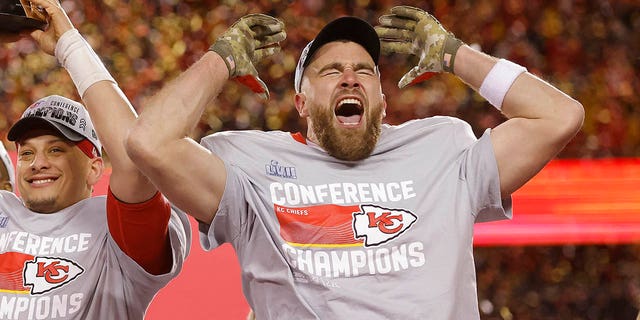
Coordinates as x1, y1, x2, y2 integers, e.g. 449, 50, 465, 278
454, 45, 583, 133
454, 45, 583, 195
125, 51, 230, 223
376, 5, 584, 197
81, 81, 137, 164
54, 28, 157, 202
82, 81, 158, 202
130, 51, 228, 153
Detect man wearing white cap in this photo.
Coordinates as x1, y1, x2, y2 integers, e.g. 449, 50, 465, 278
126, 5, 584, 319
0, 0, 190, 319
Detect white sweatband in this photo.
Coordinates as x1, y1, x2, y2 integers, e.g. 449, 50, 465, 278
55, 29, 116, 97
478, 59, 527, 110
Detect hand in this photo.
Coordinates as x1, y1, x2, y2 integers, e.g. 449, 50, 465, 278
28, 0, 74, 55
209, 13, 286, 99
375, 5, 463, 88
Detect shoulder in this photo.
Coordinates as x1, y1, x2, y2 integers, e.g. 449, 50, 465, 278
76, 196, 107, 211
387, 116, 471, 131
0, 190, 23, 211
202, 130, 290, 143
374, 116, 479, 156
382, 116, 475, 141
200, 130, 295, 153
0, 190, 20, 201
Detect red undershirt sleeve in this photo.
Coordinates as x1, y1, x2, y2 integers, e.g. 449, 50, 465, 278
106, 188, 172, 275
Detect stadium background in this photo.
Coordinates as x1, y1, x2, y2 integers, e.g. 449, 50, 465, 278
1, 0, 639, 319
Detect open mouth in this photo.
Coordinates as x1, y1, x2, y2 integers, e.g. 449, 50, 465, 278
335, 98, 363, 125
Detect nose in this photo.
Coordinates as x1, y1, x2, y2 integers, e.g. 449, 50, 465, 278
30, 152, 51, 171
340, 68, 361, 89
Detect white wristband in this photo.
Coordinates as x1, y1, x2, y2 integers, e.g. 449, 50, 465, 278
478, 59, 527, 110
55, 29, 116, 97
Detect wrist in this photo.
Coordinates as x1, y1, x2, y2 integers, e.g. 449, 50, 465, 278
442, 35, 463, 74
204, 51, 232, 81
55, 29, 115, 97
478, 59, 527, 110
209, 41, 235, 77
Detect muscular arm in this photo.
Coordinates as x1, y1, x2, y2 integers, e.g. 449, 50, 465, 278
453, 45, 585, 196
126, 51, 229, 225
376, 6, 583, 197
126, 13, 284, 225
83, 83, 175, 275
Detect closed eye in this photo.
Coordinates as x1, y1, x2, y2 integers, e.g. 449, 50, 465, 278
356, 69, 375, 76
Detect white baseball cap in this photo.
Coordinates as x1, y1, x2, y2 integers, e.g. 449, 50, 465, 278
8, 95, 102, 158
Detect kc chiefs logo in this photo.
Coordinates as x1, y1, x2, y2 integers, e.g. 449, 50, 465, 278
352, 204, 417, 247
23, 257, 84, 294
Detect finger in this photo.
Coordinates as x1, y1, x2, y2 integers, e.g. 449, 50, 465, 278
375, 27, 414, 42
29, 0, 74, 36
378, 14, 417, 30
29, 26, 54, 52
253, 45, 280, 61
379, 41, 413, 56
390, 5, 428, 22
255, 31, 286, 47
245, 14, 285, 34
399, 69, 437, 88
30, 29, 44, 41
252, 25, 284, 40
398, 68, 419, 89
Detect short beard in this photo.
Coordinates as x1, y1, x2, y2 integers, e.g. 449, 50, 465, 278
24, 197, 58, 214
309, 102, 383, 161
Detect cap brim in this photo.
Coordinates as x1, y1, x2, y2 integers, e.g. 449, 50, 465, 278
8, 117, 84, 143
304, 16, 380, 68
0, 13, 46, 33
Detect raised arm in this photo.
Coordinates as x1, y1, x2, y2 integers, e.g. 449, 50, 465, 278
29, 0, 154, 201
29, 0, 175, 274
452, 46, 584, 196
376, 5, 584, 197
126, 14, 285, 224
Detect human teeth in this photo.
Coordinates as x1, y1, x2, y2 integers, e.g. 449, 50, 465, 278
338, 98, 361, 106
32, 179, 54, 184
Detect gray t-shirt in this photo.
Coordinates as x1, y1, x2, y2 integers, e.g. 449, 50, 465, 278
0, 192, 190, 319
200, 116, 512, 319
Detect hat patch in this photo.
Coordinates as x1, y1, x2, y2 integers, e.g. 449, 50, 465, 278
25, 101, 82, 131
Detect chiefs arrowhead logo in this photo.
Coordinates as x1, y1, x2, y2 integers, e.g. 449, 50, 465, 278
352, 204, 417, 247
23, 257, 84, 294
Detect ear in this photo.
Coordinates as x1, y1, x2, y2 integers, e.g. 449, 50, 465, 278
86, 157, 104, 187
381, 93, 388, 118
294, 93, 308, 117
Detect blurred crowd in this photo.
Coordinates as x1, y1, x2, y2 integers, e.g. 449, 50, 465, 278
2, 0, 639, 318
476, 244, 640, 319
1, 0, 639, 158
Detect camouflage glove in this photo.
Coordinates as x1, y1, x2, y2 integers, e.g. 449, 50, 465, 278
209, 13, 286, 99
375, 6, 464, 88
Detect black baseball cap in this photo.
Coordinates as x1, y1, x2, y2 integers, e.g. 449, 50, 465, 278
294, 16, 380, 93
